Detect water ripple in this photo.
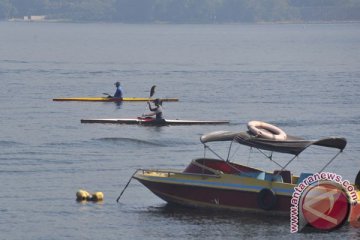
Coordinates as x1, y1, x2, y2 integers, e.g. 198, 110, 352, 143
95, 137, 165, 147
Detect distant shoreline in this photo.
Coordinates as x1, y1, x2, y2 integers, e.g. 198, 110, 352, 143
4, 18, 360, 25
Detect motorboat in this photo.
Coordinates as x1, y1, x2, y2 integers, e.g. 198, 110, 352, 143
131, 121, 359, 214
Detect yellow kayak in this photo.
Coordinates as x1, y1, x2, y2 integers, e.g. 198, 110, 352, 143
53, 97, 179, 102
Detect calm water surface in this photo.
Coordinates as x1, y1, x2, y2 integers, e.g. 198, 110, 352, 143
0, 22, 360, 239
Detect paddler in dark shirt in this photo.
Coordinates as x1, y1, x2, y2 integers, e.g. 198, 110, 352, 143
144, 98, 165, 122
113, 81, 123, 98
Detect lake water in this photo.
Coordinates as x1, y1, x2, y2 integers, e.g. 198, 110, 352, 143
0, 21, 359, 239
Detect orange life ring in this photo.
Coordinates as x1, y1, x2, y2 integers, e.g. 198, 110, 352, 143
248, 121, 287, 140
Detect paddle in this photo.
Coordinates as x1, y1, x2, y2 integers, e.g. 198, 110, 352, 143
150, 85, 156, 98
103, 93, 112, 98
141, 85, 156, 119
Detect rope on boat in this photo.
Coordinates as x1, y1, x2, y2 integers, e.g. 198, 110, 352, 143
116, 170, 138, 202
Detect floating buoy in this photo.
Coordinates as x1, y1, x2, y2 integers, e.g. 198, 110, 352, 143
90, 192, 104, 202
76, 189, 104, 202
76, 189, 91, 201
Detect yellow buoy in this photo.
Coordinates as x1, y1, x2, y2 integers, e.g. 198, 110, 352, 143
91, 192, 104, 202
76, 189, 104, 202
76, 189, 91, 201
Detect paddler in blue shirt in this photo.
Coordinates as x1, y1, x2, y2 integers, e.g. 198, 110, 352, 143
113, 81, 123, 98
144, 99, 165, 122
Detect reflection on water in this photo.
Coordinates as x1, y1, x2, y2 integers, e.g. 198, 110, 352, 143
95, 137, 166, 147
114, 101, 123, 108
147, 203, 289, 224
132, 203, 357, 239
141, 204, 290, 239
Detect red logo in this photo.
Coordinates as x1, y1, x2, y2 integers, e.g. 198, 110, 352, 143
301, 183, 350, 230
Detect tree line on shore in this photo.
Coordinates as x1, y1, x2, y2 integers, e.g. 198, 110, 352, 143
1, 0, 360, 23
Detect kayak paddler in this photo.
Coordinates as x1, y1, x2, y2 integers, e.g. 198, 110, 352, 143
113, 81, 123, 98
143, 98, 165, 123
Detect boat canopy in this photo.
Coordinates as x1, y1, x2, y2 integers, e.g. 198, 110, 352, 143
200, 131, 347, 156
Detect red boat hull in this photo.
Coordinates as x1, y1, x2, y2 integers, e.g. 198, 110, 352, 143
136, 177, 291, 213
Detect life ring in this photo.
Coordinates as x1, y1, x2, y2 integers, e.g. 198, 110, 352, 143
248, 121, 287, 140
257, 188, 277, 210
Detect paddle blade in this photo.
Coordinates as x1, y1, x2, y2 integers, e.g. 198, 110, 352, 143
103, 93, 112, 98
150, 85, 156, 98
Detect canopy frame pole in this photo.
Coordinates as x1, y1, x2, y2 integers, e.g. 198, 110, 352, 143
279, 154, 298, 172
203, 144, 225, 161
229, 143, 241, 162
256, 148, 284, 169
318, 150, 342, 173
226, 140, 235, 161
203, 142, 245, 174
203, 145, 206, 158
